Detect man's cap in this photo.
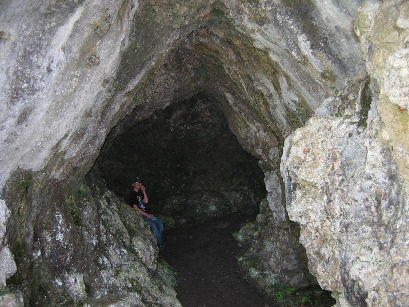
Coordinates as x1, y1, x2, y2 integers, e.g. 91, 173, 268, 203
132, 177, 142, 183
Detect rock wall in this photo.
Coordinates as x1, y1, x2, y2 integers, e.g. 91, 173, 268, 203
3, 170, 180, 305
281, 2, 409, 306
0, 0, 365, 186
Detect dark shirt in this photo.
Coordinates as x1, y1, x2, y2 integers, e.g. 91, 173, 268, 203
129, 190, 146, 211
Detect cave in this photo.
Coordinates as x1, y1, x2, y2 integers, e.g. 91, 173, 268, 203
1, 1, 408, 307
95, 93, 266, 226
93, 92, 276, 305
88, 67, 329, 305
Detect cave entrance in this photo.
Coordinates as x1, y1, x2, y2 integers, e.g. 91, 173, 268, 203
95, 92, 271, 305
97, 92, 266, 227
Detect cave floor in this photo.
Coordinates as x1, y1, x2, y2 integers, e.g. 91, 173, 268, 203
161, 215, 276, 307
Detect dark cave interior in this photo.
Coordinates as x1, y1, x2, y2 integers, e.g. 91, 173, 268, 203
95, 92, 266, 228
90, 93, 333, 306
91, 92, 279, 305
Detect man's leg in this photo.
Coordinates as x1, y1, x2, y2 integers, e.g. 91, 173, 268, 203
152, 217, 164, 248
143, 216, 164, 248
152, 216, 163, 234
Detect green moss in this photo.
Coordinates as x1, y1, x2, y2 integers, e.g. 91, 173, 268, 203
270, 283, 334, 306
123, 219, 139, 239
0, 30, 9, 39
130, 280, 142, 293
42, 208, 54, 234
283, 105, 305, 130
3, 169, 32, 260
154, 259, 177, 288
12, 171, 32, 201
12, 240, 25, 263
282, 0, 314, 6
253, 13, 271, 26
78, 182, 91, 198
116, 202, 140, 238
29, 264, 51, 306
93, 12, 112, 38
204, 1, 232, 26
234, 222, 258, 243
321, 68, 337, 83
65, 194, 82, 227
242, 0, 260, 5
63, 180, 93, 228
8, 240, 30, 289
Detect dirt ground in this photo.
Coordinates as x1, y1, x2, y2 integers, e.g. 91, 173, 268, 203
161, 216, 276, 307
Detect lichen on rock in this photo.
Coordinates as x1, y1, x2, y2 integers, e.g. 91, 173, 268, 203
282, 112, 408, 306
355, 0, 409, 190
2, 171, 181, 306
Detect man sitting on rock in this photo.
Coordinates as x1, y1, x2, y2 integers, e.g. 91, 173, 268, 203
129, 177, 164, 249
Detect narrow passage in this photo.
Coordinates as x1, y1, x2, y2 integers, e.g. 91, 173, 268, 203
161, 216, 275, 307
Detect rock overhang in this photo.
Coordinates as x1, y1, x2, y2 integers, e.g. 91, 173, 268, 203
0, 0, 365, 188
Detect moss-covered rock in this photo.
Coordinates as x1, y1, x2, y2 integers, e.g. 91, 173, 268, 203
2, 171, 181, 306
235, 198, 315, 294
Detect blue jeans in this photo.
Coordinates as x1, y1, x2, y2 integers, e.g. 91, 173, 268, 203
143, 216, 164, 248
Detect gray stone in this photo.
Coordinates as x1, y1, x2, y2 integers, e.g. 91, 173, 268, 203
235, 197, 314, 290
281, 114, 408, 306
0, 247, 16, 289
0, 200, 9, 243
0, 291, 24, 307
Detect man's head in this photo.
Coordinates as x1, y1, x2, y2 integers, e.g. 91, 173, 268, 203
131, 177, 142, 188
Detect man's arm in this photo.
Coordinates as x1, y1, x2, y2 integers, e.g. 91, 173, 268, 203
140, 184, 149, 204
133, 205, 153, 219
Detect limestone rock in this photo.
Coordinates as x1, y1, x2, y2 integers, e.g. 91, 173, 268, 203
2, 174, 181, 306
236, 197, 314, 291
355, 0, 409, 193
0, 0, 365, 188
0, 247, 17, 289
281, 114, 408, 306
280, 2, 409, 305
0, 200, 16, 291
0, 291, 24, 307
0, 200, 10, 244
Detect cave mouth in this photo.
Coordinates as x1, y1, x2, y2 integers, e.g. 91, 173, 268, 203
96, 92, 266, 228
93, 92, 273, 304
